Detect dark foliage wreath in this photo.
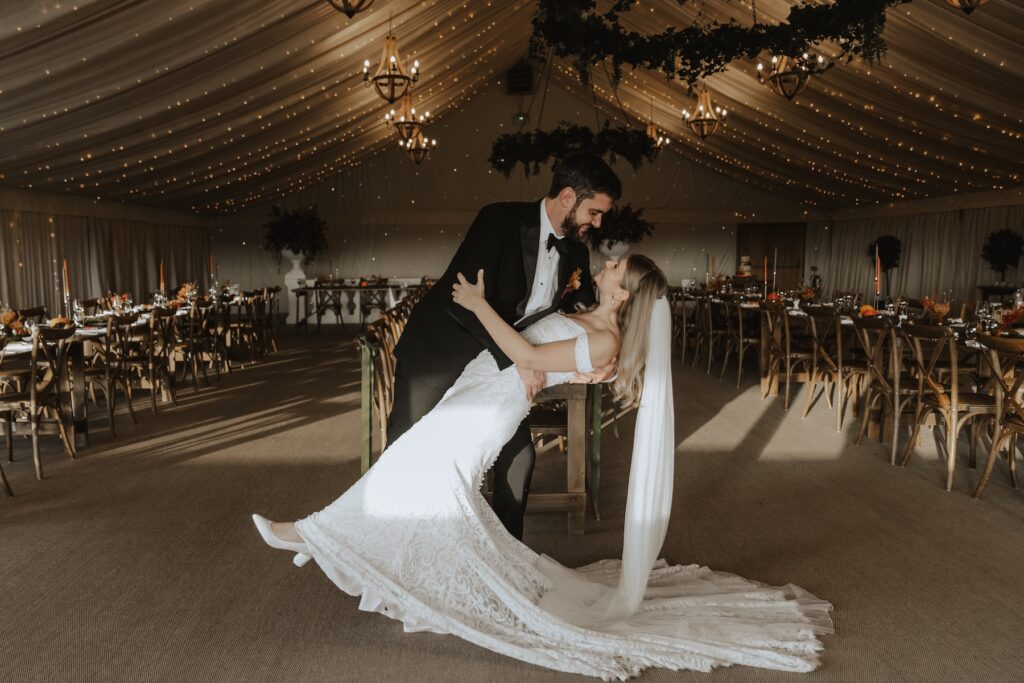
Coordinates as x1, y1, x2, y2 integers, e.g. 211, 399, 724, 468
584, 204, 655, 248
490, 1, 908, 178
489, 122, 659, 178
531, 0, 910, 86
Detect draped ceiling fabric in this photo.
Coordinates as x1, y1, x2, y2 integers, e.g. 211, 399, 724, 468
1, 1, 1024, 309
0, 0, 1022, 213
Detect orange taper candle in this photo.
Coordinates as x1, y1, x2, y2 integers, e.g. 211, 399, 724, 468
875, 248, 881, 296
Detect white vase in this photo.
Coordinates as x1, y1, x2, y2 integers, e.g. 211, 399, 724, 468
598, 240, 630, 261
281, 249, 306, 325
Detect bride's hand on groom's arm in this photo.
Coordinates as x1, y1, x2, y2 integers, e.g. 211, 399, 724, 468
571, 357, 617, 385
452, 269, 486, 312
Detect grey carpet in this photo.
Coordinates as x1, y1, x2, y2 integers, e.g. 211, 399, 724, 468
2, 333, 1023, 682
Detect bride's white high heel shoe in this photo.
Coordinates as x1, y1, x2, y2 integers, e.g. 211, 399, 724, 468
252, 514, 313, 567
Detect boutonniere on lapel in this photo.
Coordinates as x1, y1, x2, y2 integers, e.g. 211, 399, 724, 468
561, 268, 582, 300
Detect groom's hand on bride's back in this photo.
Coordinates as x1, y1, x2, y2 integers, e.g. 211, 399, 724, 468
571, 357, 617, 385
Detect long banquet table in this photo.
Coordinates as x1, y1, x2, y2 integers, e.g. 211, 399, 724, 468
1, 307, 192, 447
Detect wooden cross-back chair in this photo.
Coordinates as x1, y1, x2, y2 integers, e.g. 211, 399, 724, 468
0, 331, 32, 394
0, 335, 15, 496
265, 286, 281, 353
669, 290, 697, 367
799, 304, 840, 419
851, 315, 914, 463
899, 323, 996, 491
177, 301, 220, 392
973, 333, 1024, 498
697, 297, 728, 375
85, 313, 140, 435
719, 297, 759, 387
356, 320, 398, 473
713, 295, 738, 381
759, 302, 813, 409
16, 307, 48, 324
79, 298, 104, 315
142, 307, 179, 416
1, 327, 76, 481
229, 291, 260, 365
684, 295, 704, 368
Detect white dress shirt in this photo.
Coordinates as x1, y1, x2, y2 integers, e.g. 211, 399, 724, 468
519, 200, 562, 323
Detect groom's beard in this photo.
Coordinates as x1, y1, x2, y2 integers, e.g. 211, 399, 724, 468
560, 214, 585, 243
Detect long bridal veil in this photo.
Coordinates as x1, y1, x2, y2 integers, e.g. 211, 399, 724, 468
538, 297, 676, 625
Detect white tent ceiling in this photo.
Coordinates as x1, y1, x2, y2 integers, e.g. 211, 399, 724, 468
0, 0, 1021, 213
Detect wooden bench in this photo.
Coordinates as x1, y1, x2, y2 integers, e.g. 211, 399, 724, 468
357, 332, 605, 534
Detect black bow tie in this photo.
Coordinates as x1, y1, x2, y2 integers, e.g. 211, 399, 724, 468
546, 233, 569, 255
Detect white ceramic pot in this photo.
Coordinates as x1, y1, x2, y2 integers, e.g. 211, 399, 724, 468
598, 240, 630, 261
281, 249, 306, 324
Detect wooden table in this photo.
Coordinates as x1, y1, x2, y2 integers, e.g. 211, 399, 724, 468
526, 383, 602, 535
2, 309, 189, 448
293, 284, 403, 332
978, 285, 1017, 304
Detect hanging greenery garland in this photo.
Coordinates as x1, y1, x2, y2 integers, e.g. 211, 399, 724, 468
489, 122, 659, 178
491, 1, 908, 178
530, 0, 910, 85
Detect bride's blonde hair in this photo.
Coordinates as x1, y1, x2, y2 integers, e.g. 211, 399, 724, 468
612, 254, 668, 408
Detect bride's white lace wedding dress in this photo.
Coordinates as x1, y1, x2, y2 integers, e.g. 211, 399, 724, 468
295, 313, 832, 679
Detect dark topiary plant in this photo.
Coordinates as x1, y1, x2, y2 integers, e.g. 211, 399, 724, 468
262, 205, 328, 265
868, 235, 901, 294
981, 228, 1024, 282
584, 204, 654, 248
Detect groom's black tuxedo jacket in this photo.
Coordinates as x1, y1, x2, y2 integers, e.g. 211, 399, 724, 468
394, 200, 595, 383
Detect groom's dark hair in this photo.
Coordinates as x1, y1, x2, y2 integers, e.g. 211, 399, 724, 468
547, 152, 621, 202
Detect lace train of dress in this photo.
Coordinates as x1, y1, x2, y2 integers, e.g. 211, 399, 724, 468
295, 314, 832, 679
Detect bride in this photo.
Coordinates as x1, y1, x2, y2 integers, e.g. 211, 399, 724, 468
254, 255, 832, 679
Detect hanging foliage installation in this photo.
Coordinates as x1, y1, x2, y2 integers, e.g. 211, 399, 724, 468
530, 0, 911, 86
490, 0, 909, 177
489, 122, 659, 178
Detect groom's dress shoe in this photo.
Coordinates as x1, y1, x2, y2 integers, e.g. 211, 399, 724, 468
252, 514, 313, 567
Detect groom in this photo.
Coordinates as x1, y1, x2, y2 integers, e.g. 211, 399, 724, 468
389, 152, 621, 539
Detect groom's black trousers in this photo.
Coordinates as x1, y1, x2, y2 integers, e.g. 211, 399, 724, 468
386, 358, 536, 541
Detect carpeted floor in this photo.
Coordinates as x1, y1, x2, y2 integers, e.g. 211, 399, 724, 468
2, 332, 1023, 682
